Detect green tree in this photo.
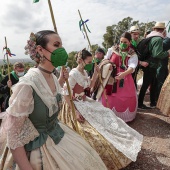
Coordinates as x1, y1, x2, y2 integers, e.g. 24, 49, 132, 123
90, 44, 99, 55
102, 17, 156, 49
67, 51, 78, 69
90, 44, 106, 56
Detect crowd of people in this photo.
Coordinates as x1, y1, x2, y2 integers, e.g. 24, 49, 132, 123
0, 21, 170, 170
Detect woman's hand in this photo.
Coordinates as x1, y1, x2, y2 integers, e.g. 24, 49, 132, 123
60, 67, 69, 80
94, 65, 100, 74
58, 67, 69, 87
75, 110, 85, 123
115, 72, 124, 80
93, 65, 100, 80
7, 80, 12, 88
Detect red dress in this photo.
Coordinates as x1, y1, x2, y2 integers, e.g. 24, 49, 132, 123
102, 52, 137, 122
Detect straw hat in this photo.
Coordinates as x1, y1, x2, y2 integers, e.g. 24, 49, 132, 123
129, 25, 140, 33
153, 22, 165, 29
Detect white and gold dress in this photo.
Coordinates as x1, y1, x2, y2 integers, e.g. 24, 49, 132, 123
0, 68, 107, 170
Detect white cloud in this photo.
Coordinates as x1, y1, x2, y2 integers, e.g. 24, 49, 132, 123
0, 0, 169, 59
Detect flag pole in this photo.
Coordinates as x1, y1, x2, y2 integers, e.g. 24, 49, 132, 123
0, 37, 12, 170
0, 146, 9, 170
4, 37, 11, 81
78, 10, 92, 54
4, 37, 12, 96
48, 0, 58, 34
47, 0, 79, 133
78, 9, 110, 108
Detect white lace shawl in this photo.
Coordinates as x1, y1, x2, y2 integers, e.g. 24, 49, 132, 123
63, 68, 91, 95
18, 68, 62, 117
0, 68, 62, 150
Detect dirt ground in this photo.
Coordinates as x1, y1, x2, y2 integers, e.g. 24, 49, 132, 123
122, 94, 170, 170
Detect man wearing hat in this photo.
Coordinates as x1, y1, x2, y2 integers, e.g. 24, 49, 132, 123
138, 22, 170, 109
88, 47, 105, 99
129, 25, 141, 88
130, 25, 140, 49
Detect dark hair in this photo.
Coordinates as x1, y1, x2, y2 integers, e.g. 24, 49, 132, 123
75, 49, 92, 61
35, 30, 57, 48
121, 32, 132, 42
95, 48, 105, 55
81, 49, 92, 60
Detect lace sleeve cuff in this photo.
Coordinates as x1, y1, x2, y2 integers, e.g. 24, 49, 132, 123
7, 117, 39, 150
6, 84, 34, 117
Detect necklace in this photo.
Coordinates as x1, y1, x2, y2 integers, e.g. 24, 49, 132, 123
38, 66, 53, 74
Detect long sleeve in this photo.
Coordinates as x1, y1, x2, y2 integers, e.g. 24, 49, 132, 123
0, 84, 9, 94
128, 55, 138, 72
1, 75, 11, 95
150, 37, 168, 59
104, 47, 113, 59
163, 37, 170, 51
0, 84, 39, 150
1, 75, 8, 86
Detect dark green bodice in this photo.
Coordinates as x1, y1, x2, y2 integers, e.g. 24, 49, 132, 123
25, 90, 64, 151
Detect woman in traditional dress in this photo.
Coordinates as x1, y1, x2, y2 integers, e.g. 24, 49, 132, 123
101, 32, 138, 122
59, 49, 143, 170
157, 72, 170, 116
0, 30, 107, 170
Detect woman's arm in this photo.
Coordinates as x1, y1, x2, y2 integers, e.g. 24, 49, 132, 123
90, 65, 99, 88
115, 55, 138, 79
11, 147, 33, 170
62, 74, 76, 105
115, 67, 133, 80
64, 95, 72, 108
58, 68, 69, 87
90, 71, 98, 89
4, 85, 38, 169
64, 94, 85, 123
63, 73, 85, 123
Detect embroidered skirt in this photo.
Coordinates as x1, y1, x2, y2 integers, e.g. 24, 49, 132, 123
59, 99, 143, 170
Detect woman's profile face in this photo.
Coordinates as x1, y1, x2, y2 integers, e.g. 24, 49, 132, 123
83, 56, 93, 64
42, 34, 62, 60
46, 34, 62, 52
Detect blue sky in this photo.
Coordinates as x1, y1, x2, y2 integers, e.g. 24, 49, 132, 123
0, 0, 169, 59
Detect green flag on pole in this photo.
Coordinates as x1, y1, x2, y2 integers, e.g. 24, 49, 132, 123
33, 0, 39, 3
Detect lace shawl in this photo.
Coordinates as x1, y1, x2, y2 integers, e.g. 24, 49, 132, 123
0, 68, 62, 150
63, 68, 91, 95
